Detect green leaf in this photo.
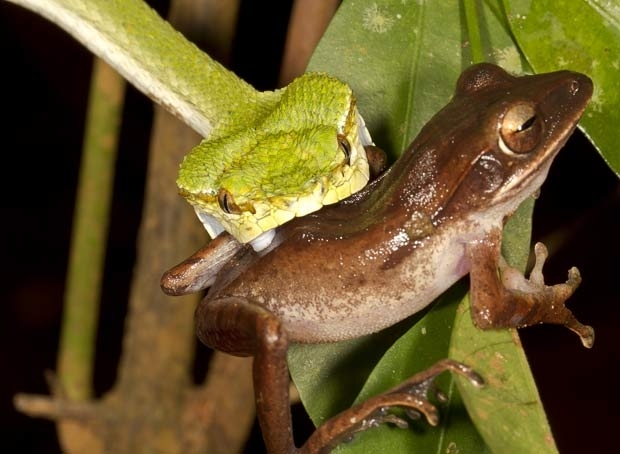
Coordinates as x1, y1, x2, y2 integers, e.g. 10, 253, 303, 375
451, 298, 558, 453
308, 0, 464, 158
504, 0, 620, 175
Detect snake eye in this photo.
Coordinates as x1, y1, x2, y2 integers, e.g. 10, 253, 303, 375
217, 188, 242, 214
337, 134, 351, 165
498, 102, 543, 155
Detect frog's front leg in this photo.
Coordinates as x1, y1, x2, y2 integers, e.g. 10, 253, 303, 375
467, 228, 594, 348
196, 297, 483, 453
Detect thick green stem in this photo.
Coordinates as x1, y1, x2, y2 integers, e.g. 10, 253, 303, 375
57, 58, 125, 400
5, 0, 273, 138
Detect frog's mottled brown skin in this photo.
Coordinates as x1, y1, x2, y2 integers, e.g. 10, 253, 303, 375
162, 64, 593, 453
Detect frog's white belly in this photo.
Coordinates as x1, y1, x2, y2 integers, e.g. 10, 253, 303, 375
268, 216, 500, 344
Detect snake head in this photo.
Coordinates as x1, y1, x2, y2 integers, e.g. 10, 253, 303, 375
177, 73, 374, 250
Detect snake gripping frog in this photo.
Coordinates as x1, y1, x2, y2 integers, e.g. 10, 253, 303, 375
162, 63, 594, 453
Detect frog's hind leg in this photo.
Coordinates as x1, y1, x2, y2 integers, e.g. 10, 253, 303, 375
300, 359, 483, 452
195, 297, 482, 453
196, 297, 298, 452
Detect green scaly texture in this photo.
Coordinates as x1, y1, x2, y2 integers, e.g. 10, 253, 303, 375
178, 71, 371, 243
180, 73, 354, 197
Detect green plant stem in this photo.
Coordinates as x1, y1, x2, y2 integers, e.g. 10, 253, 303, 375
57, 58, 125, 400
463, 0, 485, 63
5, 0, 268, 138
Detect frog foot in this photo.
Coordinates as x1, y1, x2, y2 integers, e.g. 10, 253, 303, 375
311, 359, 483, 451
501, 242, 595, 348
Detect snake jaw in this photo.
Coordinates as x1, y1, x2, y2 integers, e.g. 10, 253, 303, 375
249, 229, 277, 252
193, 207, 225, 239
357, 111, 374, 147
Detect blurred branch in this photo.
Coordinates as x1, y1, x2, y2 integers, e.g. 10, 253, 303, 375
190, 0, 241, 64
58, 57, 125, 401
279, 0, 340, 85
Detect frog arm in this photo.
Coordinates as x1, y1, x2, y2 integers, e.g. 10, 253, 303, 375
5, 0, 267, 138
466, 228, 594, 348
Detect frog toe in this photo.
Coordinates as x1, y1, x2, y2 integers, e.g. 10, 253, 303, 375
502, 242, 594, 347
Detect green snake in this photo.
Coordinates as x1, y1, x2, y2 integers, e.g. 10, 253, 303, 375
9, 0, 373, 248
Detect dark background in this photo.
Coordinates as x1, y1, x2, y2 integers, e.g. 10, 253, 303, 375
1, 1, 618, 452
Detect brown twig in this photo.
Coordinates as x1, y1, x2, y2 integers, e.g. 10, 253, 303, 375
279, 0, 340, 85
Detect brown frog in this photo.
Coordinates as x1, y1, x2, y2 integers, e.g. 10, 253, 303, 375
162, 63, 594, 453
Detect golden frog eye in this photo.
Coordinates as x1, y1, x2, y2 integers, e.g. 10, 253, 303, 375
217, 188, 242, 214
498, 102, 543, 154
337, 134, 351, 165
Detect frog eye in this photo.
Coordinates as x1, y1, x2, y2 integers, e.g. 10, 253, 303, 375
337, 134, 351, 165
217, 188, 242, 214
499, 102, 543, 155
